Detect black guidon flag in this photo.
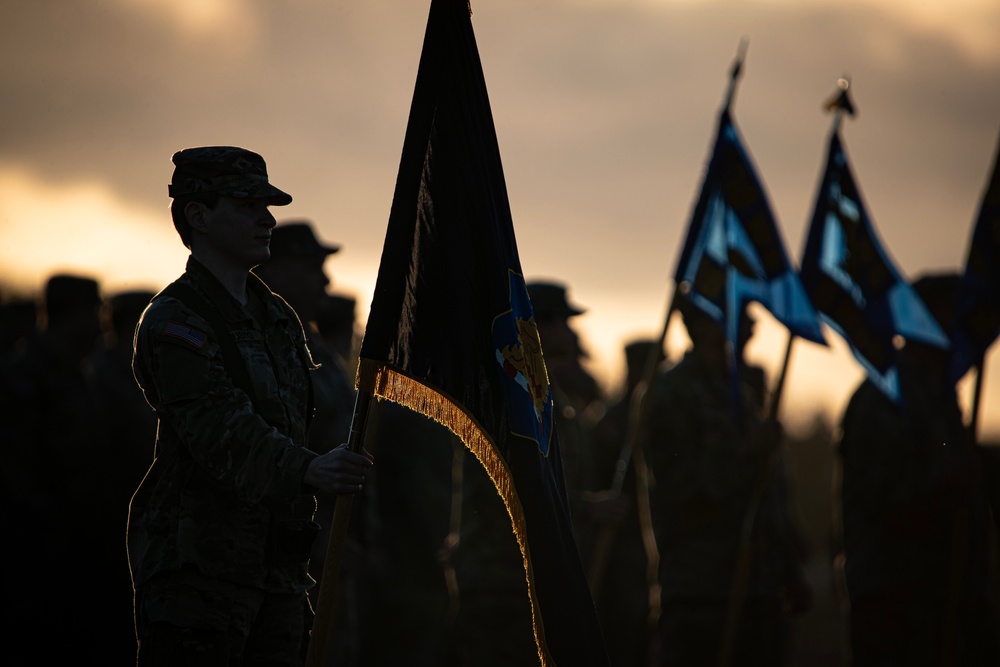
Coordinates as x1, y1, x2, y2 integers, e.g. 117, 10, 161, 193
950, 128, 1000, 384
356, 1, 610, 664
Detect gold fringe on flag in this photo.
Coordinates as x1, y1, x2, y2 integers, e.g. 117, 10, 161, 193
357, 358, 552, 667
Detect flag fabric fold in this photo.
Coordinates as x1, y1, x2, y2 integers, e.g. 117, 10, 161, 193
674, 107, 827, 350
356, 1, 609, 665
800, 128, 949, 401
949, 130, 1000, 384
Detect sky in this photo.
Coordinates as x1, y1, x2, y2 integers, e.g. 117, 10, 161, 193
2, 0, 999, 437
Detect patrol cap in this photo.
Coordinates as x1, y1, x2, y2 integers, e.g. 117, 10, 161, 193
269, 220, 341, 259
526, 281, 585, 320
168, 146, 292, 205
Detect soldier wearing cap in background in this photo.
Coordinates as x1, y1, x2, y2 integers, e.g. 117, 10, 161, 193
128, 146, 373, 666
525, 280, 617, 586
254, 220, 358, 619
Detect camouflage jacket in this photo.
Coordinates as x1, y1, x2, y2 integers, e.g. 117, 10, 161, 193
129, 257, 319, 593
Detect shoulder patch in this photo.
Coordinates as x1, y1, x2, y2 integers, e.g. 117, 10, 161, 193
162, 320, 208, 348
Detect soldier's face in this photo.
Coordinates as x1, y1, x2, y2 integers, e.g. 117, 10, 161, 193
201, 196, 277, 269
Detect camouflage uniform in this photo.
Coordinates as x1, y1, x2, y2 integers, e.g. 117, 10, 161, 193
129, 256, 321, 663
642, 352, 797, 667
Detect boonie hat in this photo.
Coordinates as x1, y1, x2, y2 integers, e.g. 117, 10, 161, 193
168, 146, 292, 205
526, 281, 585, 320
269, 220, 341, 259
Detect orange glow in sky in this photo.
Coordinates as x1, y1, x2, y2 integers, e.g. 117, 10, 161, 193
1, 0, 998, 438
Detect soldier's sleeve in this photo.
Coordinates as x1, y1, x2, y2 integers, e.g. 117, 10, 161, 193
135, 299, 316, 505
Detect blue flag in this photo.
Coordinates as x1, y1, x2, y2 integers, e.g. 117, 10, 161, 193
949, 130, 1000, 384
800, 128, 949, 401
356, 1, 609, 664
674, 108, 827, 350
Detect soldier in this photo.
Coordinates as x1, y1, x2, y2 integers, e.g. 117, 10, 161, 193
253, 220, 357, 622
314, 292, 359, 376
526, 280, 614, 579
590, 338, 665, 666
640, 294, 809, 667
0, 273, 109, 662
128, 146, 372, 666
837, 272, 1000, 666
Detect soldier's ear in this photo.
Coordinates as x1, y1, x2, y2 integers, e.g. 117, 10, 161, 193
185, 201, 210, 233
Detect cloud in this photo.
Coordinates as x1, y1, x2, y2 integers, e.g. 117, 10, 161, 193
1, 0, 999, 433
0, 165, 185, 295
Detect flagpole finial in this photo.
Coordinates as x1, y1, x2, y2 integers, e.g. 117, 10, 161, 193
824, 74, 856, 132
723, 38, 749, 111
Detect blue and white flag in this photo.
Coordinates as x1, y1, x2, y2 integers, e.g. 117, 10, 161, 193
674, 108, 827, 350
800, 128, 949, 401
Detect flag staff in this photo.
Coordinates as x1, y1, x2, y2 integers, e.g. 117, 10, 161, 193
718, 77, 854, 667
306, 388, 374, 667
765, 74, 854, 420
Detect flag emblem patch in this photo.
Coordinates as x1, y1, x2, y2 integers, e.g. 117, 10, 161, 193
163, 321, 208, 348
493, 271, 554, 456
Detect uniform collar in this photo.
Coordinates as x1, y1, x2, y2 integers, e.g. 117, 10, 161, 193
184, 256, 289, 326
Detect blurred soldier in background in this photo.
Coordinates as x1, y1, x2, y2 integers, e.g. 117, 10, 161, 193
590, 338, 665, 666
314, 292, 359, 376
837, 272, 1000, 666
0, 273, 112, 663
526, 280, 611, 576
253, 219, 358, 613
641, 293, 810, 667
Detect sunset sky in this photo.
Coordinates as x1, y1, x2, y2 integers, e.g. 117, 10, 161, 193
2, 0, 999, 437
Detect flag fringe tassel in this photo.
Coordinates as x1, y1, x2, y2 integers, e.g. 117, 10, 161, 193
356, 358, 553, 667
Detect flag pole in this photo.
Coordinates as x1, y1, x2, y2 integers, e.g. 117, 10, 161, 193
717, 331, 794, 667
722, 37, 749, 114
306, 388, 374, 667
718, 77, 853, 667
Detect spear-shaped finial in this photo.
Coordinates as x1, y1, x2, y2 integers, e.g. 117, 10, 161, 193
723, 37, 749, 112
824, 75, 856, 133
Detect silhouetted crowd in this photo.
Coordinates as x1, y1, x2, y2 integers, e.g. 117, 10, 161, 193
2, 234, 1000, 666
